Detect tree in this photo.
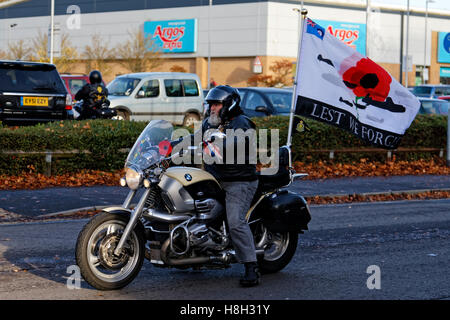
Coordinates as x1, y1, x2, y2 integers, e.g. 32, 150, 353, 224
247, 59, 294, 87
29, 31, 79, 73
83, 34, 114, 76
114, 28, 162, 73
3, 40, 30, 60
170, 65, 187, 73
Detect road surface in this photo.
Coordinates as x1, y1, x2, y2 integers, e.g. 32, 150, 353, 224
0, 198, 449, 300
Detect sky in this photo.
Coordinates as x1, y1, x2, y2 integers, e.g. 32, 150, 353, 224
370, 0, 450, 11
320, 0, 450, 12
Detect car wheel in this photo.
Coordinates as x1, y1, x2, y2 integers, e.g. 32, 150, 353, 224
183, 113, 200, 127
113, 110, 130, 121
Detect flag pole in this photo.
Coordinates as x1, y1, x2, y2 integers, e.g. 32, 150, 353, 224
286, 7, 307, 163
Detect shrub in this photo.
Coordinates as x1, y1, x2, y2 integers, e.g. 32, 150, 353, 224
0, 115, 446, 174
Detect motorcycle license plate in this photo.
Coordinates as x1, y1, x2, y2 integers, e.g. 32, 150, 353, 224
21, 96, 49, 107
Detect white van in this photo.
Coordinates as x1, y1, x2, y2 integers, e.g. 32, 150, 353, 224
107, 72, 204, 126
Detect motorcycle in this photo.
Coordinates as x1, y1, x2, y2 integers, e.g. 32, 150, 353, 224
75, 119, 311, 290
73, 99, 117, 120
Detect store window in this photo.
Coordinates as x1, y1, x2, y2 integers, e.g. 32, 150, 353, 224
440, 67, 450, 85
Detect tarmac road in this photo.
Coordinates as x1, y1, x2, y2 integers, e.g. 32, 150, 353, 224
1, 174, 449, 217
0, 198, 449, 300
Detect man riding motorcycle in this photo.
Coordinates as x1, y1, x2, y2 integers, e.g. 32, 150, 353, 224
74, 85, 312, 290
74, 70, 109, 120
174, 85, 261, 287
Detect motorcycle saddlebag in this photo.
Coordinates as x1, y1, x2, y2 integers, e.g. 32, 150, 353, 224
256, 189, 311, 233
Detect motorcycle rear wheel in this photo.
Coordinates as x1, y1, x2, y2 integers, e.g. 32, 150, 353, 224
254, 223, 298, 274
75, 211, 145, 290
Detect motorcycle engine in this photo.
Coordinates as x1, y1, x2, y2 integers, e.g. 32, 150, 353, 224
164, 195, 228, 256
188, 223, 228, 251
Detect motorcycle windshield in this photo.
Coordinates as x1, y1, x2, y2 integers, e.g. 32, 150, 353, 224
125, 120, 174, 170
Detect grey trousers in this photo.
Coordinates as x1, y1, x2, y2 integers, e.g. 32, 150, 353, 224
221, 180, 259, 264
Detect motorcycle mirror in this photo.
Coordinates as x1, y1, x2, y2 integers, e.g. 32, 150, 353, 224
255, 106, 270, 114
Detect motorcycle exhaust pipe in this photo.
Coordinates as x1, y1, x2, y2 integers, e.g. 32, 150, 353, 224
160, 239, 266, 266
160, 238, 217, 265
142, 208, 191, 223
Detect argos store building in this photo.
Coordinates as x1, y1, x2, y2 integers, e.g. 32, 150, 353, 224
1, 0, 450, 87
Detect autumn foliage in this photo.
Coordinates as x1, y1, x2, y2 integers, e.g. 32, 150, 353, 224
1, 158, 448, 191
247, 59, 294, 87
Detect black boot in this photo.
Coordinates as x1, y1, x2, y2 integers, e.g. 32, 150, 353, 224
239, 262, 261, 287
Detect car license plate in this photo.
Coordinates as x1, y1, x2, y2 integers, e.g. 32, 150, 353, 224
21, 96, 49, 107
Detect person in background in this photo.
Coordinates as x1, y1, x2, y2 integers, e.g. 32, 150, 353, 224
75, 70, 108, 119
209, 78, 218, 88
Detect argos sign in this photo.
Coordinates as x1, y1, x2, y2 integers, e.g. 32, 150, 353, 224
438, 32, 450, 64
144, 19, 197, 53
316, 20, 366, 56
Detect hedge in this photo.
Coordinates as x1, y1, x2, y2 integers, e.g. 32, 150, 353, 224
0, 115, 447, 174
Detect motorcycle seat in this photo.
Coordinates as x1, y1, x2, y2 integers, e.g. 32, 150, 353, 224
256, 166, 291, 193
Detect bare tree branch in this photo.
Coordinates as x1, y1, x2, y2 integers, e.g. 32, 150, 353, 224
115, 28, 162, 73
2, 40, 30, 60
83, 34, 115, 76
29, 31, 79, 72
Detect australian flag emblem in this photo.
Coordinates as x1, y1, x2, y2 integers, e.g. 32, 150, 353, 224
306, 18, 325, 40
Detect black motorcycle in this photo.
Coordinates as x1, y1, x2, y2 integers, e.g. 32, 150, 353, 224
73, 85, 116, 120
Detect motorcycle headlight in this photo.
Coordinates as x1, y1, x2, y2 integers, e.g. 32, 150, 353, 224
125, 167, 143, 190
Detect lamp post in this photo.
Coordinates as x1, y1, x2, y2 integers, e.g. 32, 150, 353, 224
423, 0, 435, 84
366, 0, 371, 58
50, 0, 55, 64
405, 0, 410, 88
207, 0, 212, 90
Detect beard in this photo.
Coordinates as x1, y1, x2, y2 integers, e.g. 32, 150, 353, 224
208, 112, 221, 126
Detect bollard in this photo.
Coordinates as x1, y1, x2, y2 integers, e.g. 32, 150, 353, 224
45, 151, 52, 176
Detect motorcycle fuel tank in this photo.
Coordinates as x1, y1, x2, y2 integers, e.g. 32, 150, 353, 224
159, 167, 223, 213
164, 167, 219, 187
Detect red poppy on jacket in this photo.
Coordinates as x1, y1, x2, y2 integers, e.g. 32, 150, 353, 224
158, 140, 172, 156
342, 58, 392, 102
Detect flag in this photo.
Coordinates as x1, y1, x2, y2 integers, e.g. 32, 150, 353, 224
293, 18, 420, 149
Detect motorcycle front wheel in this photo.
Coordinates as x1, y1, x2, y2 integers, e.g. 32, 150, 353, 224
253, 222, 298, 274
75, 211, 145, 290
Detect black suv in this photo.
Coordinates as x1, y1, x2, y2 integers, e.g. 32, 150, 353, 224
0, 60, 73, 124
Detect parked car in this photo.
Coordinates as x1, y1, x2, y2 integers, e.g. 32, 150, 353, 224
418, 97, 449, 115
60, 73, 106, 102
235, 87, 293, 118
437, 95, 450, 102
412, 85, 450, 98
107, 72, 204, 126
0, 60, 73, 124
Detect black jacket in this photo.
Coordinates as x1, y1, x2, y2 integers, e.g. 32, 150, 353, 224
75, 83, 108, 109
201, 115, 257, 182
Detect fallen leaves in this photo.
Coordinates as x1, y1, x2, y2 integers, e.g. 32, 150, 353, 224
0, 169, 124, 190
292, 158, 450, 179
306, 191, 450, 205
0, 158, 448, 191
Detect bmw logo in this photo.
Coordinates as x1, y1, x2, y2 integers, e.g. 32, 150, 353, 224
184, 174, 192, 181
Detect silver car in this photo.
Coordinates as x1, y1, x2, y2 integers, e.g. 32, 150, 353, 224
107, 72, 204, 126
418, 97, 449, 115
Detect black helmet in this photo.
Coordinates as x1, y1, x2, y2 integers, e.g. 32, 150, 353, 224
89, 70, 102, 84
205, 85, 242, 122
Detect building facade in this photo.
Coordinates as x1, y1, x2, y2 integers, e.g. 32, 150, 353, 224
1, 0, 449, 87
